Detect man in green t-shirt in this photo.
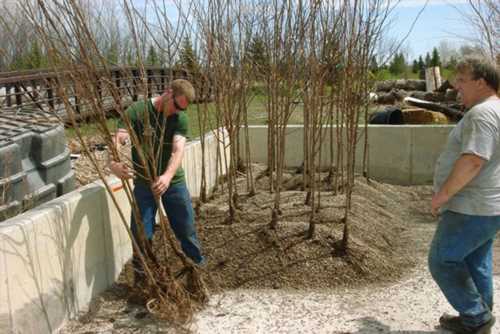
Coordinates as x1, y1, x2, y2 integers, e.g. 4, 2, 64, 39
109, 79, 205, 279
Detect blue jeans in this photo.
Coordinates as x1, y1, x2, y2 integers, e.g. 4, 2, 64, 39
131, 182, 204, 264
428, 210, 500, 327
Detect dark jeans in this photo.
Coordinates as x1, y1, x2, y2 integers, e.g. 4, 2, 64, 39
428, 210, 500, 327
131, 182, 204, 264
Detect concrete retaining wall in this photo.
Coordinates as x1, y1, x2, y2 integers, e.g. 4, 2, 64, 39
0, 178, 130, 334
183, 128, 229, 198
0, 129, 228, 334
242, 125, 454, 185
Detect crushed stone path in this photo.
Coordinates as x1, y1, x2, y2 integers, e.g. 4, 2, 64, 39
191, 266, 500, 334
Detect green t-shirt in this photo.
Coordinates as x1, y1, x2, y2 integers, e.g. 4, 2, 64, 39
117, 99, 189, 186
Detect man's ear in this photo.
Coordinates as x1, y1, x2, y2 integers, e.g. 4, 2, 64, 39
478, 78, 489, 90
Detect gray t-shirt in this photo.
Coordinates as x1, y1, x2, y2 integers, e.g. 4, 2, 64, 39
434, 97, 500, 216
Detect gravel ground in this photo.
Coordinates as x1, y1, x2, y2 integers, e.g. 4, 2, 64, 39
190, 243, 500, 334
62, 260, 500, 333
190, 267, 480, 334
189, 233, 500, 334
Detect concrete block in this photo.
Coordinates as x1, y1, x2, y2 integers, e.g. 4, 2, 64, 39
0, 182, 118, 334
183, 141, 199, 197
31, 126, 66, 163
366, 125, 412, 184
40, 150, 72, 185
283, 126, 306, 168
244, 125, 454, 185
242, 126, 267, 164
181, 128, 229, 198
100, 178, 132, 283
0, 142, 22, 178
57, 170, 75, 196
1, 217, 61, 334
0, 115, 74, 222
410, 125, 454, 184
56, 186, 106, 275
0, 233, 11, 332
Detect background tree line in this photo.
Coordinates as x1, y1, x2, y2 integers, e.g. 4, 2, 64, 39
370, 42, 487, 81
1, 0, 497, 75
0, 0, 201, 72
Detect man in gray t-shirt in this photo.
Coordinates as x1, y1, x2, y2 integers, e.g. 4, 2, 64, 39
429, 58, 500, 334
434, 98, 500, 215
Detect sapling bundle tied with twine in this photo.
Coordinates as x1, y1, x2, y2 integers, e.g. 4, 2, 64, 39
19, 0, 208, 325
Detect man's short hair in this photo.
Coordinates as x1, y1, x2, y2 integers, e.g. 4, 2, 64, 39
171, 79, 196, 103
456, 58, 499, 92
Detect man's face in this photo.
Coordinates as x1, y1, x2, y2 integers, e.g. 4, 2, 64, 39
172, 94, 189, 112
163, 90, 189, 115
454, 71, 482, 108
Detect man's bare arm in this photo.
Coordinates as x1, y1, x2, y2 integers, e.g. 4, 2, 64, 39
109, 129, 133, 179
152, 135, 186, 196
164, 135, 186, 180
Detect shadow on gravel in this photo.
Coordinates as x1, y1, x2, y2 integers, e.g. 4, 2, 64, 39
336, 317, 450, 334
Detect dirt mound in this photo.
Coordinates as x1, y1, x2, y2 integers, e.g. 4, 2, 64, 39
76, 160, 433, 291
189, 167, 433, 290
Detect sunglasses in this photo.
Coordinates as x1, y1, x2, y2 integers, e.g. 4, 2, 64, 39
173, 97, 187, 111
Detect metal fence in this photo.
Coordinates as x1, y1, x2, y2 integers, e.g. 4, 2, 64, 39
0, 66, 188, 122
